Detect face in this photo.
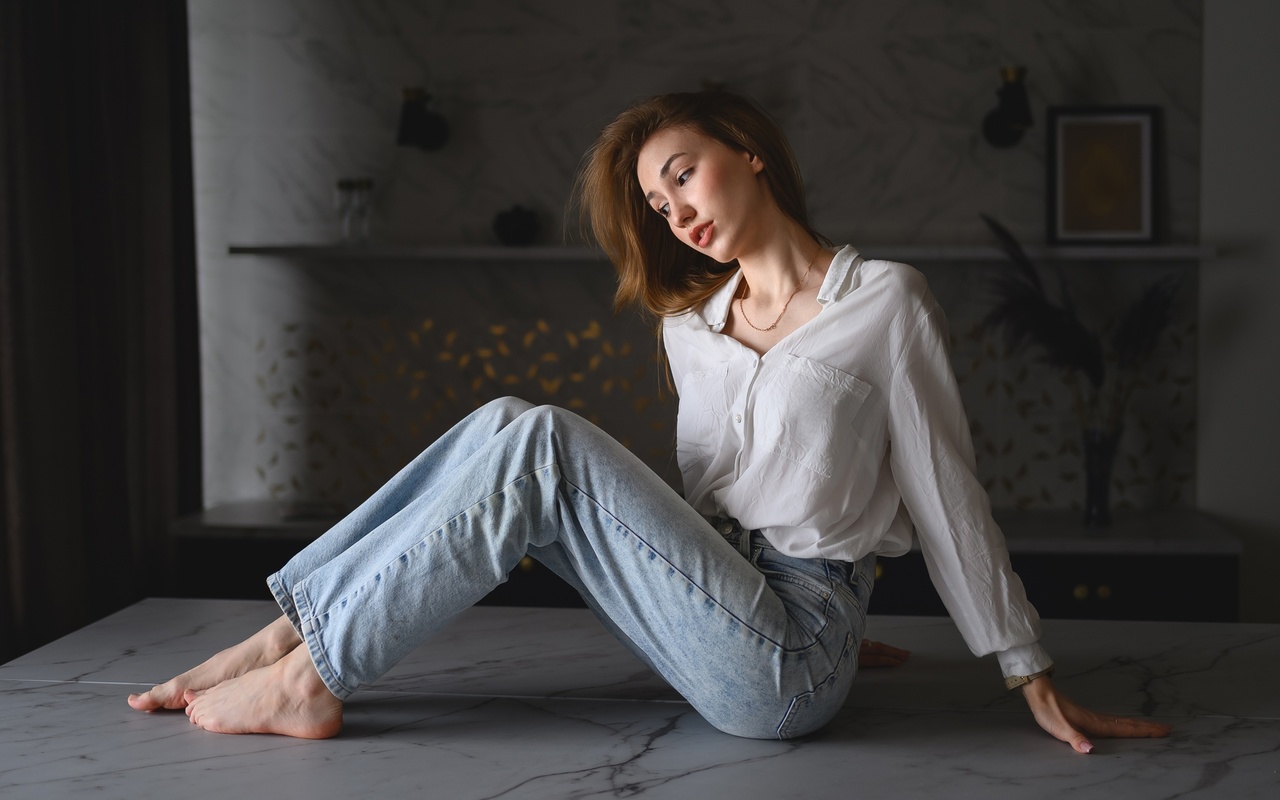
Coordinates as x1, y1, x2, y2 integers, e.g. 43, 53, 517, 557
635, 126, 768, 263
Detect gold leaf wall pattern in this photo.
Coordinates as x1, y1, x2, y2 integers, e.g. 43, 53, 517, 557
254, 312, 677, 503
249, 260, 1195, 514
942, 262, 1197, 513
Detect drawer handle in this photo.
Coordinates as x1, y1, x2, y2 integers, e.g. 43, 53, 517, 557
1072, 584, 1113, 601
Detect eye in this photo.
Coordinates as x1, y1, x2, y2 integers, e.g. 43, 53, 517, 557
656, 202, 670, 218
676, 168, 691, 186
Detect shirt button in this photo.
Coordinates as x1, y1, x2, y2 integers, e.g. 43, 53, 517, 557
735, 413, 742, 423
719, 522, 734, 535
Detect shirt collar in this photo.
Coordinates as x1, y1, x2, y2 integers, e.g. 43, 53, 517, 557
820, 245, 861, 305
699, 270, 743, 331
698, 245, 863, 330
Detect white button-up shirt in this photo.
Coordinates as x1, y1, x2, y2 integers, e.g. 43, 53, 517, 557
663, 245, 1051, 677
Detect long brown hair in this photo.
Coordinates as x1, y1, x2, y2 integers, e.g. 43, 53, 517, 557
573, 91, 829, 322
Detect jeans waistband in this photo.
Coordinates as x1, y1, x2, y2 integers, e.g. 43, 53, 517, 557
709, 516, 866, 585
709, 516, 755, 560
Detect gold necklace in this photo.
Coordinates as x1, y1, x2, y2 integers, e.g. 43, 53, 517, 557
737, 247, 821, 333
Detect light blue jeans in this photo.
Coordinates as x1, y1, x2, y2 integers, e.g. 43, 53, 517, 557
267, 397, 875, 739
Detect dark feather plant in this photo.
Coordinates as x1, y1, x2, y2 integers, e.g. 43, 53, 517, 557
980, 215, 1180, 433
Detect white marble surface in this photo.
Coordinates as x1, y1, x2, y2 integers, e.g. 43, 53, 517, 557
2, 599, 1277, 799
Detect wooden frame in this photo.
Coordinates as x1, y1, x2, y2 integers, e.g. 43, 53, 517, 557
1047, 106, 1160, 244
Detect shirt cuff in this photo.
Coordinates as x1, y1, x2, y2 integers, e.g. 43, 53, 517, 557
996, 642, 1054, 678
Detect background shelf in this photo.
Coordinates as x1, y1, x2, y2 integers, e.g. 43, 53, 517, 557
228, 243, 1215, 263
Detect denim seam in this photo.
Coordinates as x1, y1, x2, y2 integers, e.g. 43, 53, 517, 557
381, 463, 553, 578
265, 571, 304, 639
292, 464, 557, 700
776, 630, 858, 740
561, 474, 831, 654
290, 581, 356, 700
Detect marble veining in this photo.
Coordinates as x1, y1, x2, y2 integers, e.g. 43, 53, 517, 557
1, 599, 1277, 798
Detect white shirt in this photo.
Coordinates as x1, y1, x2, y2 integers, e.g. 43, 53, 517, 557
663, 245, 1052, 678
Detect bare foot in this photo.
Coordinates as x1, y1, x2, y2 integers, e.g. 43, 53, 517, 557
184, 644, 343, 739
128, 614, 302, 711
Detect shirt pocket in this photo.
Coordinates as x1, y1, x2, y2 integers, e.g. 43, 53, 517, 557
675, 363, 732, 468
755, 354, 873, 478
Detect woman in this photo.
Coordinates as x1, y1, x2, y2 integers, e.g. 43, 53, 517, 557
129, 91, 1170, 751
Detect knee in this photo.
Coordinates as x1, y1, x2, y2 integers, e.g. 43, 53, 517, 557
481, 396, 535, 422
520, 403, 585, 432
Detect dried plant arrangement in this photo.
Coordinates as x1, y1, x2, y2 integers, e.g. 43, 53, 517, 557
980, 215, 1180, 524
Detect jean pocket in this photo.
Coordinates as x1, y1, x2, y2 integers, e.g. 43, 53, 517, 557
776, 631, 857, 740
751, 544, 838, 648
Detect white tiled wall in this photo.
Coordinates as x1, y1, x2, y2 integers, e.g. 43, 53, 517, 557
189, 0, 1202, 511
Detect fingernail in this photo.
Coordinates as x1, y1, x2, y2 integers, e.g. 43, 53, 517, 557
1082, 742, 1094, 754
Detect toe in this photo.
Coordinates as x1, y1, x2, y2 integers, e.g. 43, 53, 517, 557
128, 687, 167, 711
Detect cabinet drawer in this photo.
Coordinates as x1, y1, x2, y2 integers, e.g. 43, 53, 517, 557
868, 552, 1239, 622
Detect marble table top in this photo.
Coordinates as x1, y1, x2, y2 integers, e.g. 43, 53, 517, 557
1, 599, 1277, 799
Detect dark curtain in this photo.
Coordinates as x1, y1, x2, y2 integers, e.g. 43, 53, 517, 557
0, 0, 201, 661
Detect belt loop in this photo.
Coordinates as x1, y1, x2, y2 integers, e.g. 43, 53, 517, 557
735, 521, 752, 560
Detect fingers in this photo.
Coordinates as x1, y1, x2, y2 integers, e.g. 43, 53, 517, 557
1075, 709, 1174, 740
858, 639, 911, 668
1023, 677, 1174, 753
1066, 726, 1094, 754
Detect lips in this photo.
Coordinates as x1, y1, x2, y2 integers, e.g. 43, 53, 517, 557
690, 222, 713, 248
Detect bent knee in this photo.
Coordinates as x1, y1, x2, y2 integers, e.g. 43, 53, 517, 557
522, 403, 591, 432
483, 396, 535, 421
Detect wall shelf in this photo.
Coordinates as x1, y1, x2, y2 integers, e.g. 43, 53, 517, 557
228, 243, 1214, 263
228, 244, 608, 262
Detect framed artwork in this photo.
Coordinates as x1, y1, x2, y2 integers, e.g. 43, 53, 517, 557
1046, 106, 1160, 244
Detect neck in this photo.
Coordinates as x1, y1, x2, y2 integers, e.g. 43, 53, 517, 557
736, 219, 822, 304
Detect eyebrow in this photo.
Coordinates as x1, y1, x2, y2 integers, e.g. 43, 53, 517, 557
643, 152, 687, 203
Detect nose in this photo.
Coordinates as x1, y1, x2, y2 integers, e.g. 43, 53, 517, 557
669, 199, 694, 228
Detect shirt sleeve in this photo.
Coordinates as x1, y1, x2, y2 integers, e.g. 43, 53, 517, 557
886, 302, 1053, 679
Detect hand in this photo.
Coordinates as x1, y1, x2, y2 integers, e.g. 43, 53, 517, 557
1020, 674, 1173, 753
858, 638, 911, 668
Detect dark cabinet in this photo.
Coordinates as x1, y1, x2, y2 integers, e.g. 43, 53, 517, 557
869, 509, 1240, 622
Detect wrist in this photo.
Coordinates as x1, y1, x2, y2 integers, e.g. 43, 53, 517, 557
1004, 666, 1055, 692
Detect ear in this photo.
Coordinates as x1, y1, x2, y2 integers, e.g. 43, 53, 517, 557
745, 151, 765, 174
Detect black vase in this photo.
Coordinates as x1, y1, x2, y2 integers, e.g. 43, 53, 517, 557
1081, 426, 1122, 528
493, 205, 538, 246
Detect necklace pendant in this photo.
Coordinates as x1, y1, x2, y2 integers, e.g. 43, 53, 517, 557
735, 246, 822, 333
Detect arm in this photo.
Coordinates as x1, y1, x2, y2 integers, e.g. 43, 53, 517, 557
886, 293, 1170, 751
886, 303, 1049, 675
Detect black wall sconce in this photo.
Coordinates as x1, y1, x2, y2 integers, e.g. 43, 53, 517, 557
397, 87, 450, 151
982, 67, 1033, 148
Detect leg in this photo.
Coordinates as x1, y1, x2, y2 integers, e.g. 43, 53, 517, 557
250, 403, 871, 739
128, 398, 534, 711
270, 396, 537, 618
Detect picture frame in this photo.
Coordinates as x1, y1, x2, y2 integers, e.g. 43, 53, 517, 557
1046, 106, 1160, 244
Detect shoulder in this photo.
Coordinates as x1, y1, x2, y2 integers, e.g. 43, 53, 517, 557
662, 309, 697, 330
859, 258, 928, 296
847, 258, 936, 320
